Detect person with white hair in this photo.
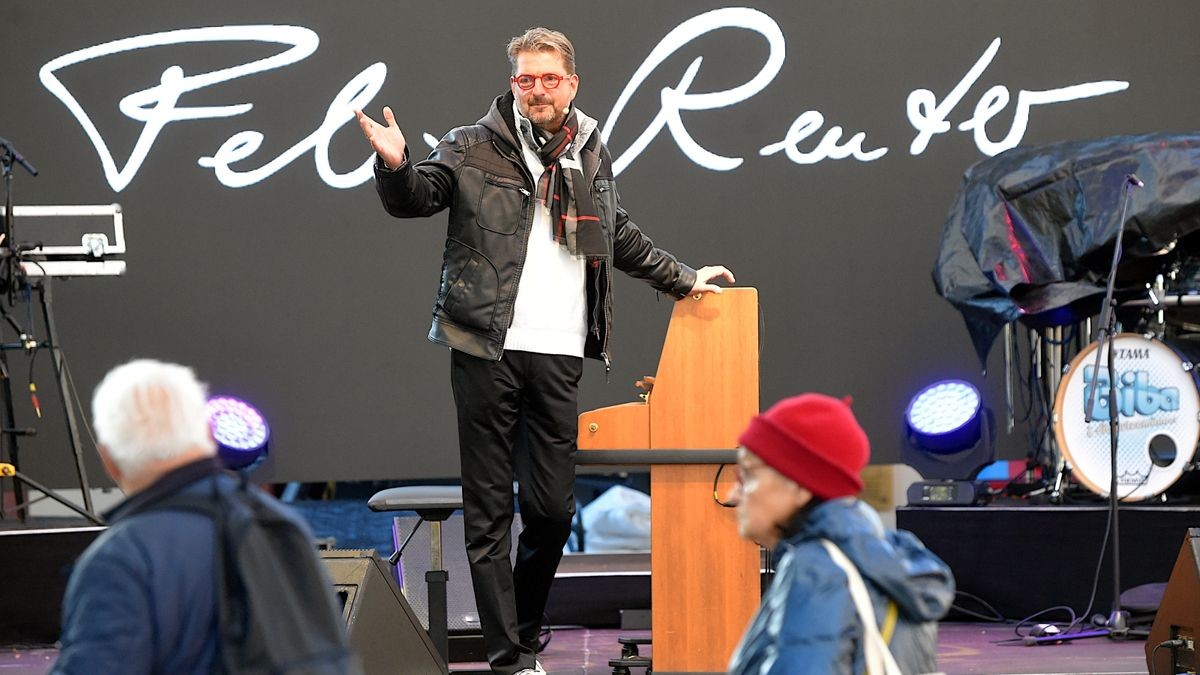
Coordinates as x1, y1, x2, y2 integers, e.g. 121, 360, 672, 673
89, 359, 217, 492
51, 359, 342, 675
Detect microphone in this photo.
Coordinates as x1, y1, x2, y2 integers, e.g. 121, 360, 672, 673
0, 136, 38, 177
1126, 173, 1144, 188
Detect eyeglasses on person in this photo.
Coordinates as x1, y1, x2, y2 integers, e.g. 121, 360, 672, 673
511, 73, 570, 90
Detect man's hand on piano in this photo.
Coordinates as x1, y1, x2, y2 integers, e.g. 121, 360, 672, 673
688, 265, 735, 296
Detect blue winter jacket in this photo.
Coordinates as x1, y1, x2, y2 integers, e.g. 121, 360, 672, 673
728, 498, 954, 675
50, 458, 311, 675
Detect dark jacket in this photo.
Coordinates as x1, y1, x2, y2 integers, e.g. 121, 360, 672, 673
728, 499, 955, 675
373, 91, 697, 364
51, 459, 314, 675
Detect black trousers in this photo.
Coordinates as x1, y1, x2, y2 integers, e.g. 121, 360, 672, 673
450, 349, 581, 675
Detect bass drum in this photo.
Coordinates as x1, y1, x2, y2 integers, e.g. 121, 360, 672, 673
1054, 333, 1200, 501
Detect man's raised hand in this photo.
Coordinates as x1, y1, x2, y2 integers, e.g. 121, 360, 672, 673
354, 106, 407, 170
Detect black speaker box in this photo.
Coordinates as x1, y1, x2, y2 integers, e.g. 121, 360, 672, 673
1146, 528, 1200, 675
321, 549, 446, 675
0, 526, 104, 644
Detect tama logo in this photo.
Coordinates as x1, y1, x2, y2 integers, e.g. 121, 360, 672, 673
1114, 348, 1150, 359
1082, 368, 1179, 421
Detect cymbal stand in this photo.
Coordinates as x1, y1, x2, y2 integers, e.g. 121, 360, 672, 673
1043, 324, 1067, 503
1023, 325, 1066, 501
1148, 274, 1166, 339
1003, 323, 1015, 434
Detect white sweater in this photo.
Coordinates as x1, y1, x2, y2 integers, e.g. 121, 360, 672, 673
502, 103, 594, 358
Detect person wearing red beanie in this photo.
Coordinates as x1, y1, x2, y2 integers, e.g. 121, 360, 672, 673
728, 393, 954, 675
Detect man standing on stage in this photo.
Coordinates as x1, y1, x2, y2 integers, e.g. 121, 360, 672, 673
356, 26, 732, 675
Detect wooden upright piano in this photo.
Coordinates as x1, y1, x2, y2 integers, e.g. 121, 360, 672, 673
578, 287, 761, 674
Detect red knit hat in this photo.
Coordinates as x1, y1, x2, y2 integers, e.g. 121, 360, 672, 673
737, 393, 870, 500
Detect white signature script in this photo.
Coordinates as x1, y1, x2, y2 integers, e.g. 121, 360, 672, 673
39, 9, 1129, 192
39, 25, 382, 192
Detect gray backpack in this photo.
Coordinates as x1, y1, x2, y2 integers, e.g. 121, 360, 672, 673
151, 476, 363, 675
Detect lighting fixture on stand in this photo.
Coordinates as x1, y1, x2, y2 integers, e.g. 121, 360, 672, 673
206, 396, 269, 471
902, 380, 995, 506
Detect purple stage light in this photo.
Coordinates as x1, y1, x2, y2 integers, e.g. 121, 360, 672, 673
206, 396, 269, 470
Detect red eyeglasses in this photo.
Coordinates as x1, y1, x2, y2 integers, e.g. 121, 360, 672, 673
511, 73, 569, 90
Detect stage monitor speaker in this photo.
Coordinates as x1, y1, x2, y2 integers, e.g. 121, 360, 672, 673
1146, 528, 1200, 674
321, 549, 446, 675
0, 526, 104, 644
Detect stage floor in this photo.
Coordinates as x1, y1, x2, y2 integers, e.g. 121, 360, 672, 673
0, 623, 1150, 674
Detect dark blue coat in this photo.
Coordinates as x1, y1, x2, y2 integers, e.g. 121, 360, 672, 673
51, 458, 309, 675
728, 498, 954, 675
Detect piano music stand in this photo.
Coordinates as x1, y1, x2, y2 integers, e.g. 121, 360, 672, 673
0, 202, 124, 525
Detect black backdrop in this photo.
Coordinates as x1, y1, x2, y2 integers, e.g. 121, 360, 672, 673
2, 1, 1197, 485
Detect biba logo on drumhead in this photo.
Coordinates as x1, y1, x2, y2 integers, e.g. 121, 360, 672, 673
1082, 368, 1181, 422
1054, 333, 1200, 501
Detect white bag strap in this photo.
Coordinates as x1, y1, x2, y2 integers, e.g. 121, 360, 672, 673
821, 539, 902, 675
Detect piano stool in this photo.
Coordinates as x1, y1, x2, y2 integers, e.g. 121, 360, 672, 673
368, 485, 463, 668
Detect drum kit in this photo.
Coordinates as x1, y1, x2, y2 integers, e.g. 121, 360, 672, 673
1014, 261, 1200, 503
931, 133, 1200, 505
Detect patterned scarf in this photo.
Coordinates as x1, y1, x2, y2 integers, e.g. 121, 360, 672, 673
533, 110, 606, 258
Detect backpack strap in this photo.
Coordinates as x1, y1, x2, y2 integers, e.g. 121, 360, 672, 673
881, 599, 900, 644
125, 476, 243, 674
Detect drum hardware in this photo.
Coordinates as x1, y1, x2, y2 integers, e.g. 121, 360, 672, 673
1003, 328, 1061, 499
1032, 327, 1043, 382
1048, 325, 1066, 494
1148, 274, 1167, 338
1004, 323, 1015, 434
1034, 324, 1074, 503
1000, 288, 1200, 504
1053, 460, 1071, 500
1004, 323, 1081, 503
1124, 293, 1200, 308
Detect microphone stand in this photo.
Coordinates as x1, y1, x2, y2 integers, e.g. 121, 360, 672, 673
1080, 173, 1142, 637
1022, 174, 1142, 647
